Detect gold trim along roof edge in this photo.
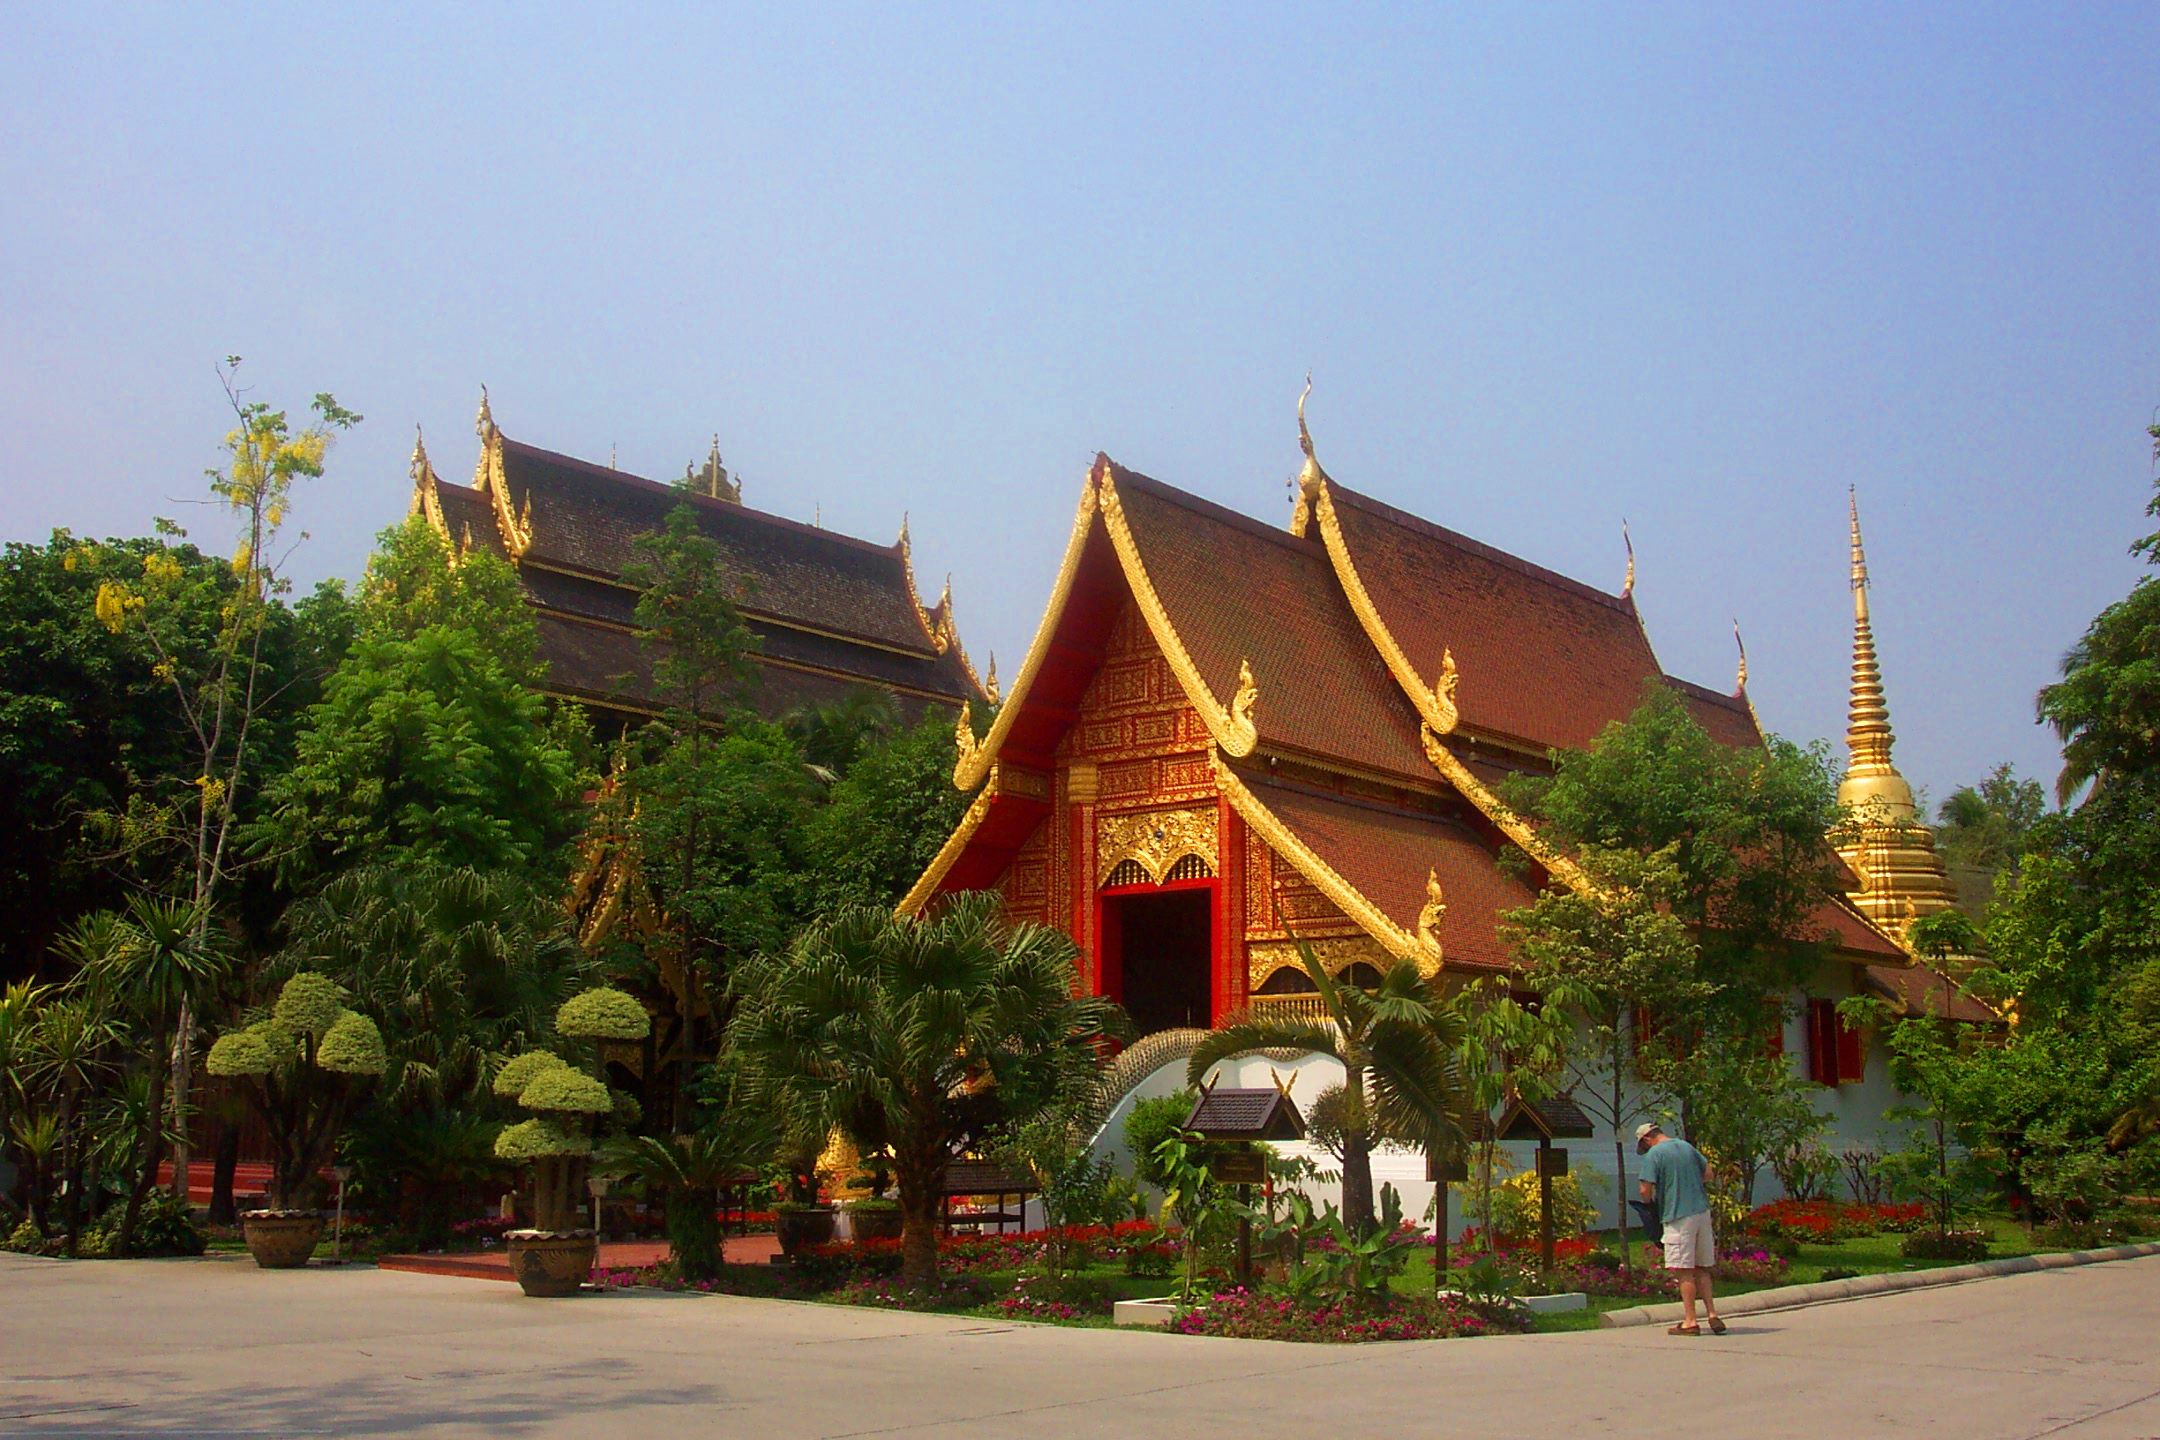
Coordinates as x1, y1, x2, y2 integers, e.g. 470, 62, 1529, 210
896, 764, 1003, 915
1096, 467, 1259, 759
1418, 726, 1595, 897
1213, 752, 1438, 975
952, 460, 1106, 791
1304, 472, 1459, 735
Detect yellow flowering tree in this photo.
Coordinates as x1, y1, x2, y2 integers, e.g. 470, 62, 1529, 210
92, 360, 359, 1191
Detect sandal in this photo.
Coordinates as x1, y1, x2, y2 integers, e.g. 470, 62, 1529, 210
1708, 1317, 1727, 1335
1668, 1323, 1701, 1336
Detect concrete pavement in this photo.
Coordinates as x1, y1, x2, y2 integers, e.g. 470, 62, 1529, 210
2, 1249, 2157, 1438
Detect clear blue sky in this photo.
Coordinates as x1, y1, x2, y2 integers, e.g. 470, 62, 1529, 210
4, 3, 2155, 808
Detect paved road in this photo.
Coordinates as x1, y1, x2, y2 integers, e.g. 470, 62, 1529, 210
3, 1250, 2157, 1438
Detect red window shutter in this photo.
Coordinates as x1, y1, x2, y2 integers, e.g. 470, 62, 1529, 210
1806, 999, 1839, 1085
1836, 1011, 1865, 1084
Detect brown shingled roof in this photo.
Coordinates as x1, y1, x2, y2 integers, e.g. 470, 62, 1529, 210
495, 437, 940, 655
1319, 481, 1667, 752
1236, 771, 1537, 972
1109, 468, 1431, 782
1864, 961, 1997, 1023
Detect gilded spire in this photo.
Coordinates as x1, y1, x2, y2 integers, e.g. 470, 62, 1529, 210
1831, 489, 1958, 944
1732, 619, 1749, 694
1622, 519, 1636, 599
1838, 489, 1911, 819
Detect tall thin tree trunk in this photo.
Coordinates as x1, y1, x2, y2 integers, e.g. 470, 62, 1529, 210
168, 996, 194, 1199
1611, 1042, 1631, 1271
208, 1123, 241, 1226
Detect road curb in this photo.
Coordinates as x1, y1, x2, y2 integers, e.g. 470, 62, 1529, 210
1595, 1240, 2160, 1328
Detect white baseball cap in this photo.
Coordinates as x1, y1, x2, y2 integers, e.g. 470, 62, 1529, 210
1634, 1122, 1662, 1142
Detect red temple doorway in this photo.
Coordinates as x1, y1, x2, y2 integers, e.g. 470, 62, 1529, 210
1101, 886, 1214, 1035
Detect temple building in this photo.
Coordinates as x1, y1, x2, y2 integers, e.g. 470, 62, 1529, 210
899, 416, 1921, 1043
408, 393, 986, 731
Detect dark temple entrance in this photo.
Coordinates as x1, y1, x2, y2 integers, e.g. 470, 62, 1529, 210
1104, 888, 1213, 1035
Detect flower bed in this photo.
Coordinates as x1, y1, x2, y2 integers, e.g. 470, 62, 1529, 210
1745, 1200, 1924, 1242
1169, 1289, 1532, 1342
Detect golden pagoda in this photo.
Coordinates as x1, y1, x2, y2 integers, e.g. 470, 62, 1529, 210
1833, 491, 1959, 942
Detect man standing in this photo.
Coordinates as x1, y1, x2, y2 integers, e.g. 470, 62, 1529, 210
1637, 1121, 1724, 1335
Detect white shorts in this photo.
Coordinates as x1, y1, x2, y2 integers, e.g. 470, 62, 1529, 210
1662, 1210, 1716, 1270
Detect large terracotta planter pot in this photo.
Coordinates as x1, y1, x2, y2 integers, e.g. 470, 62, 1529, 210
504, 1229, 598, 1297
775, 1205, 837, 1255
848, 1206, 904, 1242
241, 1210, 325, 1269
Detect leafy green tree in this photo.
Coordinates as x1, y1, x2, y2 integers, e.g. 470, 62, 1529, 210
730, 893, 1127, 1289
251, 519, 586, 883
88, 363, 358, 1191
1504, 684, 1845, 1026
2037, 422, 2160, 803
1502, 845, 1702, 1248
0, 531, 350, 980
1934, 764, 2047, 876
784, 689, 899, 780
802, 707, 971, 911
1186, 940, 1467, 1237
1446, 974, 1579, 1248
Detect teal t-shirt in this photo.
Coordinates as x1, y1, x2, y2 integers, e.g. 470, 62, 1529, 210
1642, 1138, 1710, 1224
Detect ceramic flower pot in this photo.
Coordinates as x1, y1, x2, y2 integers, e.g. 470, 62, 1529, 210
848, 1206, 904, 1242
241, 1210, 325, 1269
504, 1229, 598, 1297
775, 1205, 837, 1255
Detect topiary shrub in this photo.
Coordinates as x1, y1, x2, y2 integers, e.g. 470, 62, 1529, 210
272, 972, 349, 1037
519, 1068, 612, 1115
493, 1050, 569, 1098
556, 988, 651, 1042
317, 1012, 387, 1075
205, 975, 386, 1209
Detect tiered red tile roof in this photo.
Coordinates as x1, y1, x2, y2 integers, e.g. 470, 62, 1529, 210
909, 443, 1912, 981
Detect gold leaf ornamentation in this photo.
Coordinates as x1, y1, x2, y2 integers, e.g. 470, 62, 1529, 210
1096, 807, 1217, 886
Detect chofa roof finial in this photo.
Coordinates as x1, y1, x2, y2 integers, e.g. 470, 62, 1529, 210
475, 385, 495, 440
1622, 519, 1636, 599
1733, 619, 1749, 693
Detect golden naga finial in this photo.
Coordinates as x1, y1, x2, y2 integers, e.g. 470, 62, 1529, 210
409, 425, 431, 480
1622, 519, 1636, 599
1430, 647, 1460, 735
1416, 867, 1448, 960
953, 700, 979, 780
1733, 620, 1750, 693
475, 385, 496, 439
1290, 374, 1330, 532
984, 654, 1000, 706
1224, 658, 1260, 756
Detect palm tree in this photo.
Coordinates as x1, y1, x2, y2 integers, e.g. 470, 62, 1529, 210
1187, 940, 1468, 1236
63, 898, 229, 1256
22, 995, 123, 1255
597, 1126, 767, 1280
783, 689, 900, 780
730, 892, 1129, 1290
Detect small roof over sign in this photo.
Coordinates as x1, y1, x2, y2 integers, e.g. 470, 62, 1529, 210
1490, 1095, 1594, 1141
1182, 1087, 1307, 1142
